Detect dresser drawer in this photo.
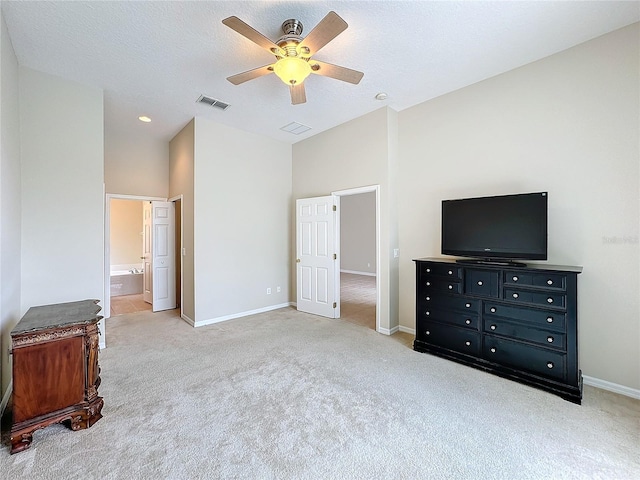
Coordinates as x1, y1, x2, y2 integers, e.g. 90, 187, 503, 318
421, 294, 480, 313
504, 271, 566, 290
420, 263, 462, 279
484, 303, 565, 331
483, 318, 566, 350
421, 308, 478, 329
504, 288, 565, 308
465, 269, 499, 298
418, 322, 481, 356
483, 337, 567, 382
422, 278, 462, 294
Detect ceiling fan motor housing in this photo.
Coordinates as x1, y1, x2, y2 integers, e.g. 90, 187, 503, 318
275, 19, 309, 58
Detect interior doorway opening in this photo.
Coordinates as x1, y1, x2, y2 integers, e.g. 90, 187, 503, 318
108, 198, 151, 316
104, 194, 183, 329
334, 185, 380, 333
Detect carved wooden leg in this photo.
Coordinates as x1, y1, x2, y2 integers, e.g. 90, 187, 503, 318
10, 431, 33, 455
66, 397, 104, 431
85, 397, 104, 428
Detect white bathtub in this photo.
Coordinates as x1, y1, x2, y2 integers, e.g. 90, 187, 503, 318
110, 269, 144, 296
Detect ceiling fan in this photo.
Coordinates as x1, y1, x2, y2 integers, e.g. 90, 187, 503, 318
222, 11, 364, 105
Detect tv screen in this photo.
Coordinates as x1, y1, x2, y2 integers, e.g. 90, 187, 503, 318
441, 192, 548, 262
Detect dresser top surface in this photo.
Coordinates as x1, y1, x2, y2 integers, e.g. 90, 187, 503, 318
12, 299, 103, 335
414, 257, 583, 274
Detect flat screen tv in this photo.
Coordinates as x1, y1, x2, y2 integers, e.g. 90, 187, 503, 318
441, 192, 547, 266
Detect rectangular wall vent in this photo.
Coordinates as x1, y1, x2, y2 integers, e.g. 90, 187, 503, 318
280, 122, 311, 135
196, 95, 230, 111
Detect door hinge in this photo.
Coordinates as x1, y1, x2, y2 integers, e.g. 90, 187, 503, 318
333, 205, 337, 211
333, 253, 337, 260
333, 302, 337, 308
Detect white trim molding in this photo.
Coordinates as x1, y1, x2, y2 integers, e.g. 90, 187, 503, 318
1, 380, 13, 417
378, 325, 399, 336
340, 269, 377, 277
583, 375, 640, 400
181, 313, 195, 327
193, 303, 292, 328
398, 325, 416, 335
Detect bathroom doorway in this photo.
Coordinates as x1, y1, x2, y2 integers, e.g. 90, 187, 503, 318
104, 194, 182, 321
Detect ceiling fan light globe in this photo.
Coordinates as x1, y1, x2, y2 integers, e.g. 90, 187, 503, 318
273, 57, 311, 85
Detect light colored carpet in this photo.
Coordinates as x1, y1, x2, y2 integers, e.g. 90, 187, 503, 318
1, 307, 639, 479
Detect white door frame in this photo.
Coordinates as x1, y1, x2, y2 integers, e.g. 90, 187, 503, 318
103, 194, 167, 346
331, 185, 381, 333
168, 194, 184, 318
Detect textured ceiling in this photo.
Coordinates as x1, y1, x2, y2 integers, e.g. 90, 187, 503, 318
2, 1, 638, 144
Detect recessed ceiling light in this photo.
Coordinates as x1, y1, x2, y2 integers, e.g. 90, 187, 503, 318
375, 93, 388, 101
138, 116, 152, 123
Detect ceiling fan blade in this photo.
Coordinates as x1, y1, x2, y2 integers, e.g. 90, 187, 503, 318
227, 64, 274, 85
298, 11, 348, 56
290, 84, 306, 105
222, 16, 285, 56
309, 60, 364, 84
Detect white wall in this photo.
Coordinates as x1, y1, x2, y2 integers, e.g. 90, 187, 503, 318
193, 117, 292, 324
398, 24, 639, 390
340, 192, 376, 274
110, 199, 143, 268
105, 126, 168, 198
0, 9, 21, 403
292, 107, 400, 332
20, 68, 105, 330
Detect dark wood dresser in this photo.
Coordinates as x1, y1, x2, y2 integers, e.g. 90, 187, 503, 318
10, 299, 104, 454
414, 258, 583, 403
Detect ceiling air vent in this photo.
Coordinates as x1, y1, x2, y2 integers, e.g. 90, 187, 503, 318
196, 95, 230, 111
280, 122, 311, 135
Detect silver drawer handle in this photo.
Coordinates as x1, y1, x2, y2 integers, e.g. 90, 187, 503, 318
477, 281, 483, 286
547, 297, 553, 304
448, 285, 453, 290
490, 307, 496, 313
547, 336, 554, 343
547, 279, 553, 285
547, 362, 554, 369
465, 319, 471, 325
512, 276, 518, 282
426, 311, 430, 316
426, 282, 430, 286
490, 347, 496, 353
426, 296, 430, 301
512, 293, 519, 299
448, 270, 453, 275
426, 330, 430, 335
426, 268, 431, 273
465, 341, 471, 346
465, 303, 471, 308
546, 317, 553, 323
490, 325, 496, 331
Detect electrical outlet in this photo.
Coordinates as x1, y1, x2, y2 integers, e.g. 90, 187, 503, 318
276, 286, 281, 293
266, 288, 272, 295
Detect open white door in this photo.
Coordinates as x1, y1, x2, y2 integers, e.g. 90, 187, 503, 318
142, 201, 153, 304
151, 201, 176, 312
296, 196, 339, 318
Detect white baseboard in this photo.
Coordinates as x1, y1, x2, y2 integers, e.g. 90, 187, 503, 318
378, 325, 399, 336
583, 375, 640, 400
340, 269, 376, 277
399, 325, 416, 335
194, 303, 292, 328
181, 313, 195, 327
1, 380, 12, 417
